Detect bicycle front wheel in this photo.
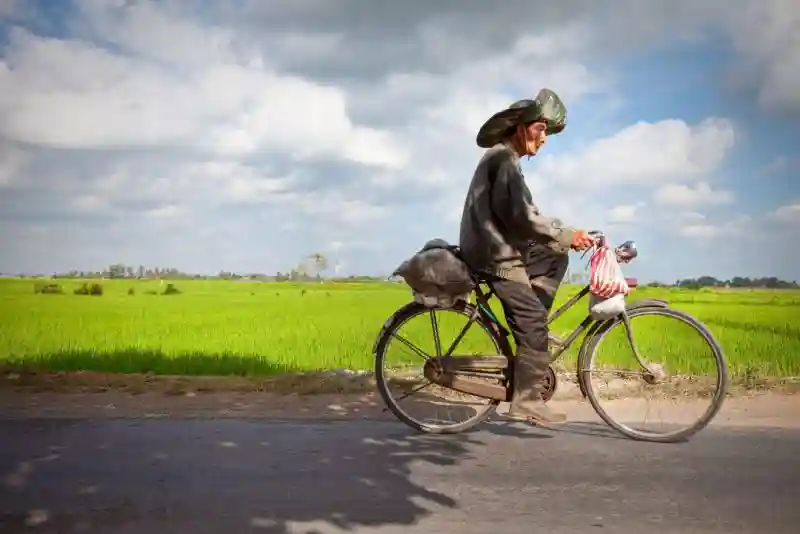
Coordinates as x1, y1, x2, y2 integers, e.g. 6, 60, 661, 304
579, 306, 729, 443
374, 301, 510, 434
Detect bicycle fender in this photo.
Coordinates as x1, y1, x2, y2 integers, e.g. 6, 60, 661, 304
372, 302, 417, 354
626, 298, 669, 310
372, 315, 394, 355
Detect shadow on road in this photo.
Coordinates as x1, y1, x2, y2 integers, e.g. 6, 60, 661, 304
548, 421, 630, 441
0, 418, 543, 533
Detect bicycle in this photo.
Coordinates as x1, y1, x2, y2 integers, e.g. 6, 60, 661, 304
373, 231, 729, 443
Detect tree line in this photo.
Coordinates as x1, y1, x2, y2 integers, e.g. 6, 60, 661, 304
668, 276, 798, 289
7, 253, 384, 283
5, 257, 798, 289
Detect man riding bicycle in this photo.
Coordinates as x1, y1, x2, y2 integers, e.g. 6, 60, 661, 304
458, 89, 595, 425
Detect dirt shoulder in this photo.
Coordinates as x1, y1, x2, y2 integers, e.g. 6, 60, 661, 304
0, 390, 797, 428
3, 368, 798, 397
0, 369, 797, 428
0, 387, 800, 428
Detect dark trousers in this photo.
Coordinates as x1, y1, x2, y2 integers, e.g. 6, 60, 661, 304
490, 243, 569, 399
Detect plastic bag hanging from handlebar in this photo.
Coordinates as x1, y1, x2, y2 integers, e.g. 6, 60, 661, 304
589, 245, 629, 298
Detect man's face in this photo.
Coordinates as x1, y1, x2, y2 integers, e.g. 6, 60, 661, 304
523, 121, 548, 156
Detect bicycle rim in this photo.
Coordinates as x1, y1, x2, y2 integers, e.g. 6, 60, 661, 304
580, 306, 729, 443
374, 301, 506, 434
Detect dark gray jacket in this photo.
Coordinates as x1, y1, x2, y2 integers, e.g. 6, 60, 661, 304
458, 143, 575, 284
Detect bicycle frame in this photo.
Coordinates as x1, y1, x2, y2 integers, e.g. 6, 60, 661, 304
468, 280, 666, 373
471, 282, 595, 364
422, 237, 668, 393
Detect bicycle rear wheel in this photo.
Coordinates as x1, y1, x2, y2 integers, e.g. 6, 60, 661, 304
374, 301, 510, 434
579, 306, 728, 443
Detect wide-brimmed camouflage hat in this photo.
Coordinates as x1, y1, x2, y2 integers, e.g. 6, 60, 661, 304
476, 88, 567, 148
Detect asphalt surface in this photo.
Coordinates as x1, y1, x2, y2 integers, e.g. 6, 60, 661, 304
1, 418, 798, 534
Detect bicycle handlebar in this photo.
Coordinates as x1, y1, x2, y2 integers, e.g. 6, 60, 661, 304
587, 230, 606, 243
581, 230, 638, 263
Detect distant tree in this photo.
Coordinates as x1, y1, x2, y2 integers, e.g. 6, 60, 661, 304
107, 264, 126, 279
307, 253, 329, 280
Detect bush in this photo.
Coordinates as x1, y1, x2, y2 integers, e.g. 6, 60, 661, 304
33, 282, 64, 295
162, 283, 181, 295
74, 282, 103, 296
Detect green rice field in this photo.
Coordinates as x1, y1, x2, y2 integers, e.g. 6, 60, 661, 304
0, 278, 798, 380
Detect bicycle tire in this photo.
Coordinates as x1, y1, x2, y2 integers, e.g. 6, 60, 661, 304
374, 300, 511, 434
578, 306, 729, 443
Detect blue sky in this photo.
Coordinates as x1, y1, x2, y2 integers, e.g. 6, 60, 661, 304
0, 0, 798, 283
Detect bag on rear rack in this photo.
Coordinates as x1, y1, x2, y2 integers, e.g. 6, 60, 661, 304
588, 244, 629, 320
392, 239, 476, 308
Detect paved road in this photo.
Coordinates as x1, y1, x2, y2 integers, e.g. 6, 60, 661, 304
1, 418, 798, 534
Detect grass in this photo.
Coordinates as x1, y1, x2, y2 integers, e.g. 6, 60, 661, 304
0, 278, 798, 383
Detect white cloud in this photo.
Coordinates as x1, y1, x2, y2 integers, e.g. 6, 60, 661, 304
723, 0, 800, 113
591, 0, 800, 114
0, 143, 27, 187
346, 25, 604, 186
69, 194, 113, 215
756, 155, 790, 178
74, 0, 244, 68
774, 202, 800, 224
143, 204, 190, 227
677, 214, 753, 240
0, 28, 407, 169
654, 182, 735, 208
72, 159, 293, 213
530, 118, 736, 188
294, 194, 388, 225
607, 203, 643, 224
680, 226, 718, 239
508, 118, 739, 240
677, 212, 708, 225
0, 0, 15, 17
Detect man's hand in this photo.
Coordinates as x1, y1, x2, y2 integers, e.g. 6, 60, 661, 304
570, 230, 595, 251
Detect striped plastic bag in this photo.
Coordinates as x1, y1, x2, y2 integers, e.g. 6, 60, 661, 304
589, 245, 630, 297
588, 245, 629, 319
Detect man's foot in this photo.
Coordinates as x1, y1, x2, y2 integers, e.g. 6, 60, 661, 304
506, 400, 567, 425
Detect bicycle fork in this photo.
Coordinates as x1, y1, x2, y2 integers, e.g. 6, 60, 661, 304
620, 311, 661, 382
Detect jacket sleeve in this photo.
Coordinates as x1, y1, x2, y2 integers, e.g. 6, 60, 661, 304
491, 159, 575, 254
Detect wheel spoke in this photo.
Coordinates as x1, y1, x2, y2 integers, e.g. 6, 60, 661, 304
430, 310, 442, 358
582, 368, 648, 377
388, 331, 431, 362
443, 315, 477, 357
393, 381, 434, 403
